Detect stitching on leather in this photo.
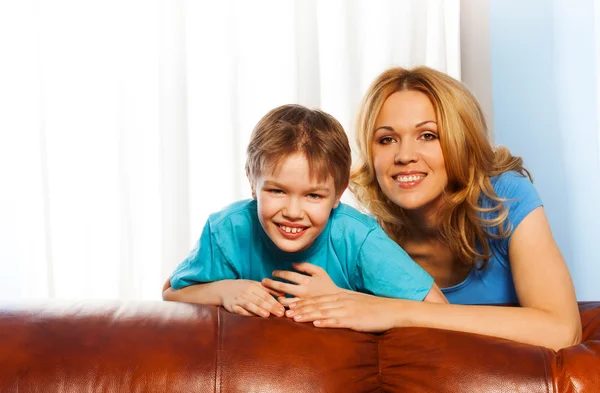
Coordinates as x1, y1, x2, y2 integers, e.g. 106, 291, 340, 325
215, 307, 222, 393
540, 346, 555, 393
377, 334, 385, 393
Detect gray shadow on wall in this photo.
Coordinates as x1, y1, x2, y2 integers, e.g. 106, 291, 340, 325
489, 1, 574, 276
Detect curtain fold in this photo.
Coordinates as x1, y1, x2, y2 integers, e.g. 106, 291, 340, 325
0, 0, 460, 301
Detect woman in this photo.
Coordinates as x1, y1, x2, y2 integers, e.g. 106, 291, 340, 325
284, 66, 581, 351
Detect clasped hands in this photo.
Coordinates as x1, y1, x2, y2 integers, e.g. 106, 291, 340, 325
221, 262, 393, 333
222, 262, 340, 319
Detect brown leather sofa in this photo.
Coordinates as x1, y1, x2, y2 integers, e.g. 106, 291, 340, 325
1, 301, 599, 392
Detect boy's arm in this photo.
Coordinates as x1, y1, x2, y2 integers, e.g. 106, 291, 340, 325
163, 277, 286, 318
162, 278, 224, 305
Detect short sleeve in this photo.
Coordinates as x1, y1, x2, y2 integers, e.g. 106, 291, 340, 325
492, 172, 543, 254
499, 172, 542, 230
170, 220, 240, 290
354, 226, 434, 301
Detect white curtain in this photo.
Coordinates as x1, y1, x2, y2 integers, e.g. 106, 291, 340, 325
0, 0, 460, 301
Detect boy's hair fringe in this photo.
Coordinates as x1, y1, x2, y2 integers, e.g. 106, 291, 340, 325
246, 104, 351, 195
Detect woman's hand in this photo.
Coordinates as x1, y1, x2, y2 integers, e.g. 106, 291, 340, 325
286, 291, 402, 333
261, 262, 341, 306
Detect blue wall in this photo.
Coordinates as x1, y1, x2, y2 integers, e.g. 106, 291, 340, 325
490, 0, 600, 300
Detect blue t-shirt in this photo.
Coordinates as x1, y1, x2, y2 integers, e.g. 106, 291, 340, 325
441, 171, 543, 304
171, 200, 434, 301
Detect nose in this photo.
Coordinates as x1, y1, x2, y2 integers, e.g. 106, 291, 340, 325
394, 140, 419, 164
282, 198, 304, 219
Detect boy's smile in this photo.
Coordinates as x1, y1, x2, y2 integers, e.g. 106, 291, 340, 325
251, 152, 343, 253
277, 223, 307, 239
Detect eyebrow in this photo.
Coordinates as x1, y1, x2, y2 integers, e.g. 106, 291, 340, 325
263, 181, 331, 193
374, 120, 437, 133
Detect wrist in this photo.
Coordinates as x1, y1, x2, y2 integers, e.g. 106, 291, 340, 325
388, 298, 413, 327
213, 280, 234, 306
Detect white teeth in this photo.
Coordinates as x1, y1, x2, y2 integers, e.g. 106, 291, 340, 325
279, 225, 304, 234
395, 175, 425, 183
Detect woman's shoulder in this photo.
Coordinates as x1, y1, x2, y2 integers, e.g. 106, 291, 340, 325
485, 170, 543, 241
489, 170, 536, 199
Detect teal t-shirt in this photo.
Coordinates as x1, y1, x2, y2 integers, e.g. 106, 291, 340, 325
441, 171, 543, 304
171, 200, 434, 301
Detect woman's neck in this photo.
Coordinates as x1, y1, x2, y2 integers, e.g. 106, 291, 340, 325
403, 201, 443, 239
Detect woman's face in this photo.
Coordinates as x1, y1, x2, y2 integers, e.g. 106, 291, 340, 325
371, 90, 448, 215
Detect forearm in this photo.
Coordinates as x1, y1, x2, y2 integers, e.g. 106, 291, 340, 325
162, 280, 231, 306
396, 301, 581, 351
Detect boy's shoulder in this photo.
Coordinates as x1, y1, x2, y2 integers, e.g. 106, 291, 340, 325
208, 199, 257, 227
330, 202, 378, 231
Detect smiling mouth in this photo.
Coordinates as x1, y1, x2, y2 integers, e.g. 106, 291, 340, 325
393, 174, 426, 183
278, 224, 307, 234
392, 174, 426, 189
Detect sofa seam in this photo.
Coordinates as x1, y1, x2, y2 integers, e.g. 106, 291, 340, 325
540, 346, 555, 393
377, 334, 384, 393
215, 307, 222, 393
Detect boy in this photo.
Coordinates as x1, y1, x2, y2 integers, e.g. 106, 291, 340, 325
162, 104, 446, 318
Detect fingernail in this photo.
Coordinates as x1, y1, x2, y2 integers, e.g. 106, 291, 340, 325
263, 311, 269, 318
289, 303, 296, 309
277, 310, 284, 317
314, 320, 321, 326
286, 310, 295, 317
294, 315, 303, 321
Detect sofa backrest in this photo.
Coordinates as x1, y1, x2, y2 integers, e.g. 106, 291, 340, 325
0, 301, 598, 392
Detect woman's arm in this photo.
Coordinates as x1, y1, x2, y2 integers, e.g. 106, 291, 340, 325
290, 207, 582, 351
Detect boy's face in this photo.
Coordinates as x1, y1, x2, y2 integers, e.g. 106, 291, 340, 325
251, 152, 343, 253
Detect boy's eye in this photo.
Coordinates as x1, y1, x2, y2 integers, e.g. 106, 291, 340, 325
269, 189, 284, 195
419, 133, 438, 141
378, 136, 396, 145
307, 193, 322, 200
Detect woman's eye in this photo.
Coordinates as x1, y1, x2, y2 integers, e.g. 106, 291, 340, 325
420, 133, 438, 141
379, 136, 395, 145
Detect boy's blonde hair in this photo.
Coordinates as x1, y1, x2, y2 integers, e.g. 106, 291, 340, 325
246, 104, 351, 195
351, 66, 531, 268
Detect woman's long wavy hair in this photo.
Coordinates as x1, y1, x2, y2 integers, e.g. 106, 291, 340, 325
351, 66, 531, 268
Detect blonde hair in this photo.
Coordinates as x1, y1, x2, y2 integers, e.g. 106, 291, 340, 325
246, 104, 351, 195
351, 66, 531, 268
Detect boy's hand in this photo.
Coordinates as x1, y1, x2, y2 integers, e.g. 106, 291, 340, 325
261, 262, 341, 307
221, 280, 286, 318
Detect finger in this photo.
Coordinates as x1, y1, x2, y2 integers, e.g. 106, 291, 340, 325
286, 300, 343, 318
289, 293, 343, 309
238, 299, 272, 318
271, 270, 310, 284
230, 304, 253, 317
292, 262, 324, 276
260, 284, 285, 298
291, 305, 346, 323
261, 278, 304, 298
313, 318, 348, 329
277, 296, 301, 306
250, 289, 285, 317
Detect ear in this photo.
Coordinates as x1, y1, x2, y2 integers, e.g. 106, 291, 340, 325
333, 183, 348, 208
246, 170, 257, 200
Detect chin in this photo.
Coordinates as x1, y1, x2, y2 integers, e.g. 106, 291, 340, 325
391, 197, 430, 211
276, 243, 307, 253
